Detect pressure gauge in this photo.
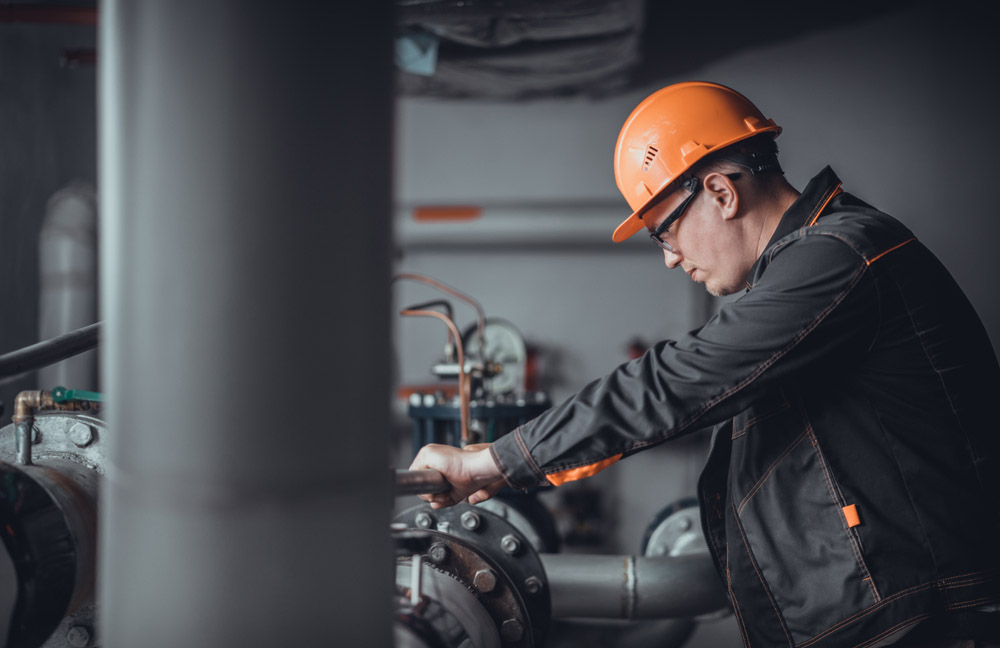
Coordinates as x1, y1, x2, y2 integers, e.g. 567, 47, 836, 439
462, 318, 527, 394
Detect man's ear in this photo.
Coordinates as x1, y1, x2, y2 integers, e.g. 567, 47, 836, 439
703, 172, 739, 221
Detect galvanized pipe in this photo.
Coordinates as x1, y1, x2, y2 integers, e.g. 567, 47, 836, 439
540, 553, 729, 620
98, 2, 394, 647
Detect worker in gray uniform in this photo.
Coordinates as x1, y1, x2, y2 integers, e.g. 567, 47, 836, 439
410, 81, 1000, 648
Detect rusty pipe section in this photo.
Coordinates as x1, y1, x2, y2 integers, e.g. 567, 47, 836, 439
12, 390, 100, 465
540, 553, 729, 620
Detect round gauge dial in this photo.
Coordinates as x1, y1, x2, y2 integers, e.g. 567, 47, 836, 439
462, 318, 527, 394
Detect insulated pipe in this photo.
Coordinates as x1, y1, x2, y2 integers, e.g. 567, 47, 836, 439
0, 322, 100, 380
540, 553, 729, 620
38, 182, 99, 392
98, 2, 393, 647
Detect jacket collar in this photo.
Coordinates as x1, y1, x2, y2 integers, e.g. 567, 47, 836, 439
746, 166, 843, 287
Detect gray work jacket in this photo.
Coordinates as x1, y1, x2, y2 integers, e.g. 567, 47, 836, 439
491, 167, 1000, 647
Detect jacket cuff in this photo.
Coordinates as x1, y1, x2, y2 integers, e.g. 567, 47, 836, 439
490, 426, 549, 489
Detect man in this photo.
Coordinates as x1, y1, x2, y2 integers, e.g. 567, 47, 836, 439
409, 82, 1000, 647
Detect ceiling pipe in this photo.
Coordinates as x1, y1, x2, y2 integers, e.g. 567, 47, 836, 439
0, 5, 97, 24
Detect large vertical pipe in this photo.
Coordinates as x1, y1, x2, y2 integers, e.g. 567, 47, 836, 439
98, 3, 393, 647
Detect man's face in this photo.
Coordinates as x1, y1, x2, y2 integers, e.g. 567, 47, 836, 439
644, 174, 749, 297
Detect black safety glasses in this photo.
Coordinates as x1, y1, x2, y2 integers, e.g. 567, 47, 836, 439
648, 173, 741, 252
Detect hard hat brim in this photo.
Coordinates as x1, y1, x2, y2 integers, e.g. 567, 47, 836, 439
612, 211, 646, 243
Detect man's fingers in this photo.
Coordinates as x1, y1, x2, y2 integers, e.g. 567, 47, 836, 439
467, 479, 506, 505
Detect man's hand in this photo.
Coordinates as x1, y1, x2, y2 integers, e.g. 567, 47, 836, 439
408, 443, 507, 509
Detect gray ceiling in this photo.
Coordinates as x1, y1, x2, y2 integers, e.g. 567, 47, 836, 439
395, 0, 920, 100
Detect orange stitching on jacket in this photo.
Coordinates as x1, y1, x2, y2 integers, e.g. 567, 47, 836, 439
727, 542, 752, 648
939, 577, 989, 590
624, 262, 870, 455
797, 580, 947, 647
947, 595, 1000, 611
731, 402, 792, 439
807, 184, 843, 226
804, 423, 880, 602
731, 498, 795, 647
513, 429, 546, 483
736, 429, 809, 515
866, 237, 916, 266
806, 412, 881, 602
852, 614, 930, 648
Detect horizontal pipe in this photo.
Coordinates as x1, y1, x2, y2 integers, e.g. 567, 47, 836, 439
0, 322, 101, 379
395, 469, 451, 495
541, 553, 729, 620
0, 5, 98, 24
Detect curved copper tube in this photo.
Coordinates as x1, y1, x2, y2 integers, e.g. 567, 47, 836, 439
393, 273, 486, 361
399, 308, 471, 445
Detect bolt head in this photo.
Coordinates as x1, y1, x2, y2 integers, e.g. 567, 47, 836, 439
460, 511, 481, 531
66, 626, 90, 647
675, 516, 692, 532
67, 422, 94, 448
500, 534, 521, 556
500, 619, 524, 642
523, 575, 544, 595
473, 568, 497, 593
427, 542, 448, 565
414, 512, 433, 529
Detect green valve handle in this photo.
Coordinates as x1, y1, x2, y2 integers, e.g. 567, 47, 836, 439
51, 386, 104, 404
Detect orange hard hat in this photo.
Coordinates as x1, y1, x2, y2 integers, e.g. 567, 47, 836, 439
612, 82, 781, 242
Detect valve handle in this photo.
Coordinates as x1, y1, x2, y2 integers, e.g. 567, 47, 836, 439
51, 386, 104, 404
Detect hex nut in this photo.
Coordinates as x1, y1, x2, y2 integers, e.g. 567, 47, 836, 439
427, 542, 448, 565
66, 626, 90, 647
500, 619, 524, 643
67, 422, 95, 448
473, 569, 497, 593
523, 576, 544, 596
500, 534, 521, 556
460, 511, 481, 531
414, 512, 434, 529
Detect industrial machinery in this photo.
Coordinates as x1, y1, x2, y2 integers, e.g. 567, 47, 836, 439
0, 324, 103, 648
392, 275, 730, 647
395, 273, 551, 453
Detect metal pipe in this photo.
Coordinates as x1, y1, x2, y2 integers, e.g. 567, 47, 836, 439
540, 553, 729, 620
11, 390, 101, 464
395, 469, 451, 496
98, 2, 394, 646
400, 308, 471, 445
0, 5, 98, 24
38, 182, 99, 392
0, 322, 101, 380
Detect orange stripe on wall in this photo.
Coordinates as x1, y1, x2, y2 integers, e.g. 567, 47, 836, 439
412, 206, 483, 222
546, 454, 623, 486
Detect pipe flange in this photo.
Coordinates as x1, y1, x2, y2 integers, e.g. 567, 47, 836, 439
393, 528, 534, 647
395, 505, 550, 645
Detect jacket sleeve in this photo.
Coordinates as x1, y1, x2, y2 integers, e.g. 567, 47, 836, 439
490, 233, 880, 489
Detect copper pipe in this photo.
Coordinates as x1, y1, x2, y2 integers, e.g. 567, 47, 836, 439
0, 5, 98, 24
393, 273, 486, 361
399, 308, 471, 445
13, 391, 51, 464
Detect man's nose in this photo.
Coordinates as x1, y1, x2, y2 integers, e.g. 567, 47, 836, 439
663, 248, 682, 269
